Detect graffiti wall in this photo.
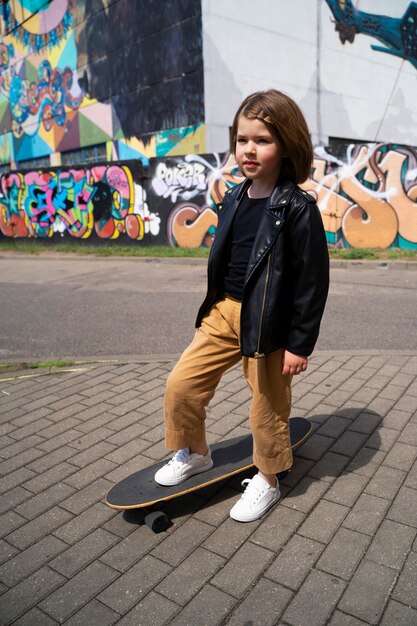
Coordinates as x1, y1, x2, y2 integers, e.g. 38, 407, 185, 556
0, 0, 205, 168
1, 143, 416, 248
0, 160, 163, 242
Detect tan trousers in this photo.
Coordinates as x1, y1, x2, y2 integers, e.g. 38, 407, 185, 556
164, 297, 293, 474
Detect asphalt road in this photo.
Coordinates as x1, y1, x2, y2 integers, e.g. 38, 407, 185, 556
1, 255, 417, 360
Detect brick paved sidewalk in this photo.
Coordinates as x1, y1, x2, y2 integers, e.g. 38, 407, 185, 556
0, 351, 416, 625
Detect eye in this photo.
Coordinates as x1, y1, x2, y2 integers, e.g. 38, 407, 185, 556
236, 137, 247, 143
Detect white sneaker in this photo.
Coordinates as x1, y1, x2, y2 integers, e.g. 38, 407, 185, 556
229, 473, 281, 522
154, 448, 213, 486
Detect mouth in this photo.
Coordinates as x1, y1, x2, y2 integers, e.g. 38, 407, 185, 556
243, 161, 259, 168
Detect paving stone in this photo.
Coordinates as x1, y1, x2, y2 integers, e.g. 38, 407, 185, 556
6, 506, 73, 550
347, 448, 385, 477
26, 446, 76, 474
15, 482, 76, 520
349, 412, 383, 434
156, 546, 224, 605
202, 514, 261, 558
366, 519, 416, 570
266, 534, 324, 589
100, 525, 164, 572
104, 455, 150, 485
0, 510, 27, 539
0, 434, 44, 460
64, 458, 117, 490
366, 397, 397, 417
70, 442, 117, 468
226, 577, 293, 626
0, 538, 18, 565
170, 583, 236, 626
50, 528, 120, 577
317, 527, 371, 580
298, 499, 349, 543
211, 540, 273, 598
0, 535, 67, 586
8, 417, 53, 441
104, 438, 150, 465
405, 458, 417, 490
387, 486, 417, 528
280, 457, 314, 488
365, 465, 406, 500
328, 610, 374, 625
338, 560, 398, 624
0, 485, 33, 515
292, 433, 335, 461
62, 599, 120, 626
67, 427, 116, 452
343, 493, 391, 535
12, 407, 54, 427
104, 422, 151, 446
331, 431, 369, 458
22, 462, 76, 494
39, 560, 119, 622
282, 569, 346, 626
250, 505, 305, 552
52, 502, 115, 544
380, 599, 417, 626
59, 477, 113, 515
382, 409, 412, 430
0, 566, 65, 624
281, 476, 329, 513
117, 591, 178, 626
316, 416, 351, 438
11, 607, 59, 626
98, 554, 171, 615
398, 422, 417, 446
151, 518, 213, 567
308, 452, 350, 483
394, 394, 417, 413
194, 486, 238, 527
367, 426, 399, 452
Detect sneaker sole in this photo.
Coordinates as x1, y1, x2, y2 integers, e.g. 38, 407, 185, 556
154, 460, 214, 487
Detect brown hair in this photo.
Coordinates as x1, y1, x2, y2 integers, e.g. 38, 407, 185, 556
230, 89, 313, 184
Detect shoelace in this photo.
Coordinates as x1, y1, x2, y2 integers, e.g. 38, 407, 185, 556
240, 477, 268, 504
168, 448, 190, 466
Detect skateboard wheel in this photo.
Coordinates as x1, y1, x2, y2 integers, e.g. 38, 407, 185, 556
145, 511, 169, 533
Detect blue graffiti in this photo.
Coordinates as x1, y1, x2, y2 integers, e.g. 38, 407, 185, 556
325, 0, 417, 70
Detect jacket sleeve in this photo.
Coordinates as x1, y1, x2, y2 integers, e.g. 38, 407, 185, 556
285, 195, 329, 356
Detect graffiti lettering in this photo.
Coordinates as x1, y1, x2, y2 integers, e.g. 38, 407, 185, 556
152, 161, 207, 202
0, 163, 160, 241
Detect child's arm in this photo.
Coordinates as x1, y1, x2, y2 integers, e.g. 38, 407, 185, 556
282, 350, 308, 376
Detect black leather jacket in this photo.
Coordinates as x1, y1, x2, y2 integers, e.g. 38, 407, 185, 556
196, 178, 329, 358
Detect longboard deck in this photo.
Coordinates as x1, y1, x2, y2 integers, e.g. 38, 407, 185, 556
106, 417, 312, 511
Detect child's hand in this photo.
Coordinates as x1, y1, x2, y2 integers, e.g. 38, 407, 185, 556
282, 350, 308, 376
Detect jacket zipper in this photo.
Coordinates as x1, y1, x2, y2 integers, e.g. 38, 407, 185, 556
254, 254, 271, 359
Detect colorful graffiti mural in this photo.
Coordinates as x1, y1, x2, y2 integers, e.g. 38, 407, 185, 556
157, 145, 417, 250
0, 160, 162, 241
0, 147, 416, 248
0, 0, 205, 167
325, 0, 417, 70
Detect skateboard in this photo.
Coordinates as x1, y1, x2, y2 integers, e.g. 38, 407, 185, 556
105, 417, 312, 532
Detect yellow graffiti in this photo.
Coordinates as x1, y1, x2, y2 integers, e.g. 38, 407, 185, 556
171, 204, 217, 248
308, 144, 416, 248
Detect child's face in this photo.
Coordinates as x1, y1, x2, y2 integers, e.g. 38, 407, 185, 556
235, 116, 284, 188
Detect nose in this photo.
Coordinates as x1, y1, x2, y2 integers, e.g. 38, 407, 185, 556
245, 141, 256, 155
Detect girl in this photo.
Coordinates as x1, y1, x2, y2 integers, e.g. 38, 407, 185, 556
155, 89, 329, 522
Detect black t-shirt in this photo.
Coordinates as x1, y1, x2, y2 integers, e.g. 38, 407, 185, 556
223, 193, 267, 301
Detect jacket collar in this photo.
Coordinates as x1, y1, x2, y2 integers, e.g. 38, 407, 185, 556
225, 179, 296, 211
